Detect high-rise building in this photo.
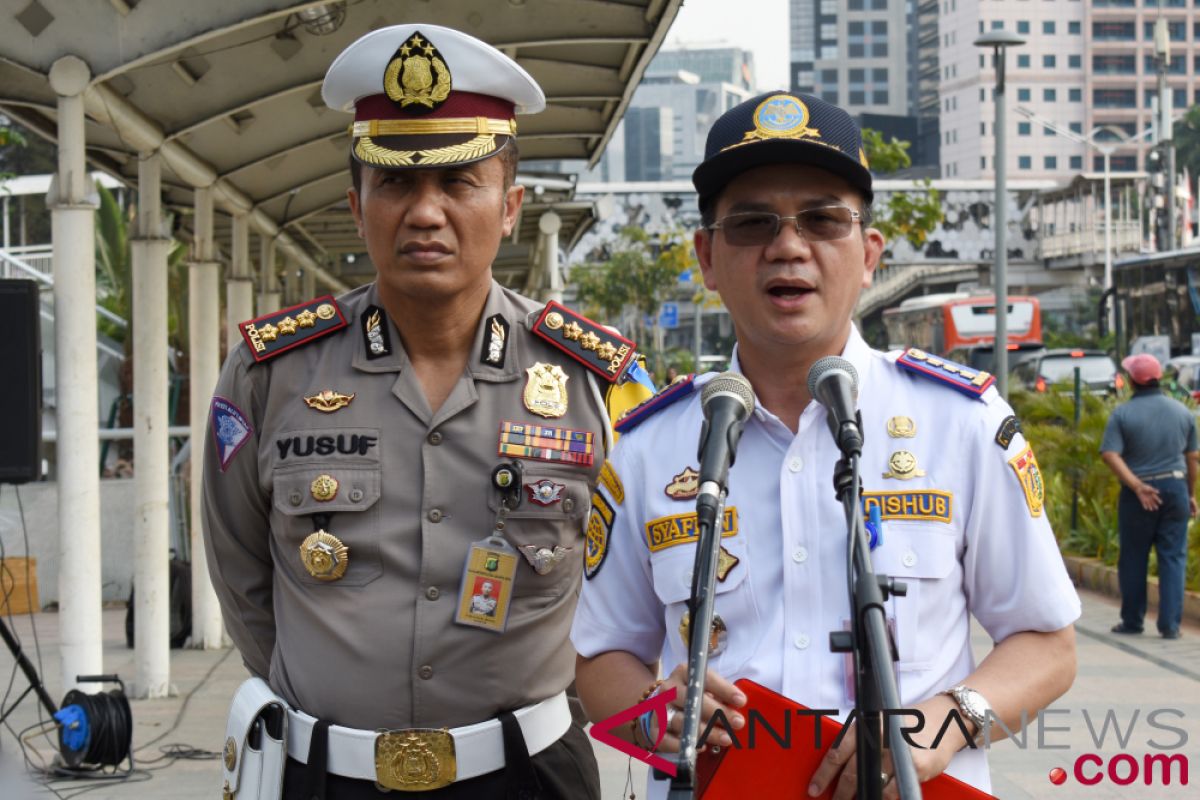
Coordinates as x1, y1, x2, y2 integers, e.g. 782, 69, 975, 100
942, 1, 1199, 180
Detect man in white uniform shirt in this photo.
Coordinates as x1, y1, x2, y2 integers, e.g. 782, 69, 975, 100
571, 92, 1080, 799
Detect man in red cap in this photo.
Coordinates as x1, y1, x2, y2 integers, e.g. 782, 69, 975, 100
1101, 352, 1198, 640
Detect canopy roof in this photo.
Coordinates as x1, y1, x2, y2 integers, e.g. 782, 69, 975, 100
0, 0, 681, 289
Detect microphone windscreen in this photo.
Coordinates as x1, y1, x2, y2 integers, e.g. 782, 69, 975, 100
700, 371, 755, 419
806, 356, 859, 402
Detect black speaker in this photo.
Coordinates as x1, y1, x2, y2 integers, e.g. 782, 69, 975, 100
0, 279, 41, 483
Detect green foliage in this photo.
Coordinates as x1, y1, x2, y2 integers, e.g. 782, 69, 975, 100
571, 226, 695, 370
1174, 104, 1200, 186
861, 128, 944, 254
0, 123, 26, 181
1012, 387, 1200, 589
94, 182, 190, 352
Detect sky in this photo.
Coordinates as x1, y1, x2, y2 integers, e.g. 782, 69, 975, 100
663, 0, 791, 91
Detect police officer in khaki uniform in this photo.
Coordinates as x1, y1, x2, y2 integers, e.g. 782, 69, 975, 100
203, 24, 648, 800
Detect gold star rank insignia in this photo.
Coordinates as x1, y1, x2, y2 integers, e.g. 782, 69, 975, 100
239, 295, 347, 364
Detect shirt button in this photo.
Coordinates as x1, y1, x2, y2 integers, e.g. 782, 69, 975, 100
562, 498, 575, 513
349, 488, 364, 503
289, 492, 302, 506
792, 547, 808, 564
425, 586, 440, 601
427, 431, 443, 446
418, 665, 434, 680
794, 634, 811, 650
902, 551, 918, 568
428, 508, 443, 523
788, 457, 804, 473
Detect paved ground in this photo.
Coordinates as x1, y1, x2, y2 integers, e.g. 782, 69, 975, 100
2, 587, 1197, 799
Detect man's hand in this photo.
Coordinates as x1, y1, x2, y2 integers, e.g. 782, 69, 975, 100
1134, 481, 1162, 511
807, 695, 961, 800
649, 664, 746, 753
1189, 496, 1197, 518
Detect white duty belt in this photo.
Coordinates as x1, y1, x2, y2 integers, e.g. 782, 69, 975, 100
285, 691, 571, 792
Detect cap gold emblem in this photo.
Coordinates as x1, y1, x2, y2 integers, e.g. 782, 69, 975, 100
304, 390, 355, 413
300, 530, 349, 581
887, 416, 916, 438
384, 31, 452, 110
311, 474, 340, 502
316, 303, 336, 320
883, 450, 926, 481
523, 362, 569, 418
223, 736, 237, 771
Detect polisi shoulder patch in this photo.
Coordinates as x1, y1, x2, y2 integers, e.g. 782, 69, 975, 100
895, 348, 994, 400
532, 301, 637, 383
239, 295, 348, 364
613, 375, 697, 434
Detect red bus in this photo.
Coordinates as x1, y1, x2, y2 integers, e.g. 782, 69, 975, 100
882, 294, 1043, 369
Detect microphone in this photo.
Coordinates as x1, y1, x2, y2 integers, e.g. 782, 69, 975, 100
696, 372, 755, 533
807, 356, 863, 455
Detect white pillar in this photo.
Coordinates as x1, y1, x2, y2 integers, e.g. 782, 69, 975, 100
282, 259, 298, 305
301, 263, 316, 300
539, 211, 562, 304
189, 187, 225, 649
131, 152, 172, 698
3, 195, 9, 249
258, 235, 280, 313
227, 215, 254, 345
49, 55, 103, 693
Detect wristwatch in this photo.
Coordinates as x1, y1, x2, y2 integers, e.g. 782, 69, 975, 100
942, 685, 992, 746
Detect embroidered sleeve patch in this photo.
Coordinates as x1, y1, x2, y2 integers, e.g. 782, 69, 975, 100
861, 490, 952, 524
211, 396, 252, 472
533, 301, 636, 383
598, 460, 625, 505
644, 507, 737, 552
240, 295, 348, 363
584, 491, 615, 579
1008, 444, 1045, 518
896, 348, 994, 399
994, 414, 1022, 450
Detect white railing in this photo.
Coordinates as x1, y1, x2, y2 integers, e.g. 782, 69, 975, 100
0, 246, 128, 329
1039, 220, 1142, 260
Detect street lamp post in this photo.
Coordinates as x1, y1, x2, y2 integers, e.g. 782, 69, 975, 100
975, 30, 1025, 400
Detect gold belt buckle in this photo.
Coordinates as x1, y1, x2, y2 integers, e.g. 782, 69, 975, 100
374, 728, 457, 792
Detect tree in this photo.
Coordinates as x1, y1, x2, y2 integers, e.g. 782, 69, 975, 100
1174, 104, 1200, 186
571, 226, 695, 375
862, 128, 945, 253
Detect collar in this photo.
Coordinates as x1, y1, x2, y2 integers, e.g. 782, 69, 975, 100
351, 282, 408, 374
1132, 385, 1162, 397
729, 323, 875, 425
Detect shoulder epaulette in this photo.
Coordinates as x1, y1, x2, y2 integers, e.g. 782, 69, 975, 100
532, 300, 637, 383
896, 348, 993, 400
239, 295, 348, 364
614, 375, 697, 433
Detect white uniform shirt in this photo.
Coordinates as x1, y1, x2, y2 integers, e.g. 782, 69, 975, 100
572, 327, 1081, 797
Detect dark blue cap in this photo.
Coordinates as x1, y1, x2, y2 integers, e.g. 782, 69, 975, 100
692, 91, 873, 205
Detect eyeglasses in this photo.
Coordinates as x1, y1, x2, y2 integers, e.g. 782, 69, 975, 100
706, 206, 864, 246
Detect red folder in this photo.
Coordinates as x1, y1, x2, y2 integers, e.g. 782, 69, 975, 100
696, 680, 996, 799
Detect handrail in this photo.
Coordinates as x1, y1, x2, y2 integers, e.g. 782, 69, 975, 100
42, 425, 192, 442
0, 247, 129, 329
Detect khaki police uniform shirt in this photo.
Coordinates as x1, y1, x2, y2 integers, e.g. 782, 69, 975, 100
202, 280, 609, 730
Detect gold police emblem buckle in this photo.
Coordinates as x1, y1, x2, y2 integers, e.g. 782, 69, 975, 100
300, 530, 349, 580
374, 729, 456, 791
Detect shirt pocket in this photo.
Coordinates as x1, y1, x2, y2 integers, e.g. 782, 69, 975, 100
649, 534, 754, 676
869, 525, 958, 672
486, 468, 592, 596
271, 465, 382, 587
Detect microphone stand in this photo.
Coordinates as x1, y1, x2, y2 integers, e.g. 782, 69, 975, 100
665, 493, 727, 799
828, 413, 921, 800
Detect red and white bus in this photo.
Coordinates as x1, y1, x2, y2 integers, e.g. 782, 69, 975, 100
882, 294, 1043, 370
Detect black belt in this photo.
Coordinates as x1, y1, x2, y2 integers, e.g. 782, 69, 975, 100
1138, 470, 1185, 481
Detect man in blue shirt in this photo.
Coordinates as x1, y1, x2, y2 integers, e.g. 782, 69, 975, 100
1101, 353, 1198, 640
